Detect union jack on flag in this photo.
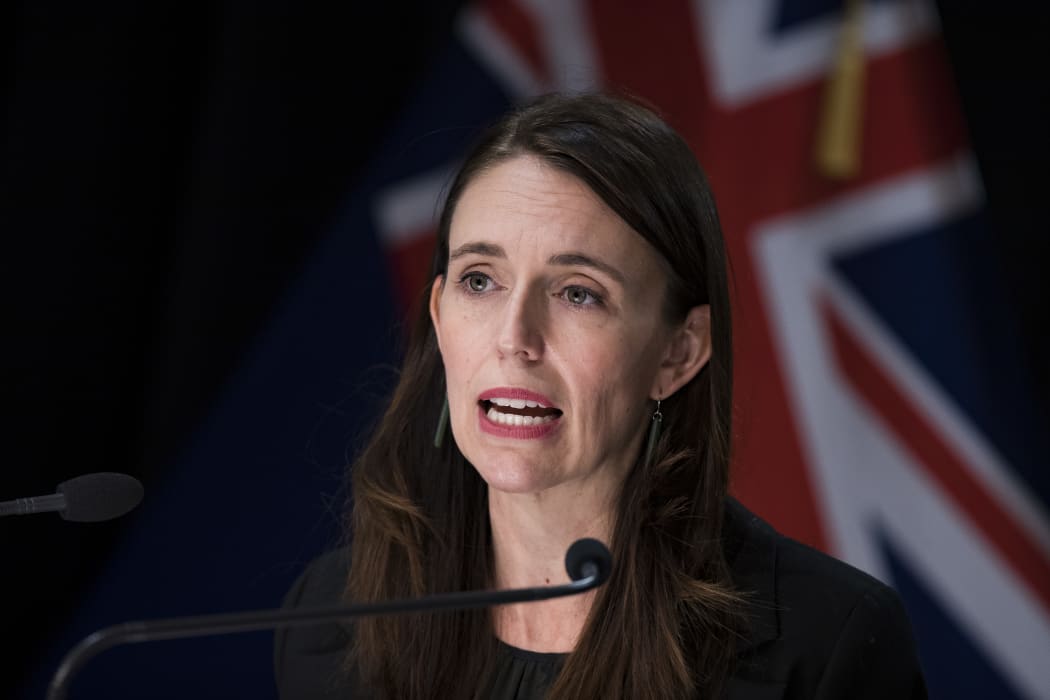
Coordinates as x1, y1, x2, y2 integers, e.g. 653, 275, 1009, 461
372, 2, 1050, 698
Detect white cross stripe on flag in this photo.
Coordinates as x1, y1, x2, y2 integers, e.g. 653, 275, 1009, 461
459, 0, 602, 96
694, 0, 940, 106
374, 166, 453, 249
753, 152, 1050, 698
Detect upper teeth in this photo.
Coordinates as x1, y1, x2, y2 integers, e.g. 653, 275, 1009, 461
489, 398, 546, 409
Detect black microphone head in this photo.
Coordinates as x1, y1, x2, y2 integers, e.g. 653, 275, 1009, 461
57, 472, 144, 522
564, 538, 612, 586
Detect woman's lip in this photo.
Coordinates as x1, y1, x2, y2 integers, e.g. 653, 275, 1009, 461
477, 387, 557, 408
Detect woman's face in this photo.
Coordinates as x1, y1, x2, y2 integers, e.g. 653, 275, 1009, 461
430, 155, 709, 498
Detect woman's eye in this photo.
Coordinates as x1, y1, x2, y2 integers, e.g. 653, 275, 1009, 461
461, 272, 492, 293
562, 286, 601, 306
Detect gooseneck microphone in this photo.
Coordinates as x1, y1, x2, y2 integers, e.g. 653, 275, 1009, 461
47, 538, 612, 700
0, 472, 143, 522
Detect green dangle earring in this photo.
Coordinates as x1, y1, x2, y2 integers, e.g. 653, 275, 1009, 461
433, 396, 450, 448
644, 398, 663, 468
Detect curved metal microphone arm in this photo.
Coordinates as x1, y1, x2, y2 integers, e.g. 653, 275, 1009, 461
47, 570, 605, 700
0, 493, 66, 517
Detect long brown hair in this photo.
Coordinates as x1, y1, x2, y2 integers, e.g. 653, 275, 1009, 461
346, 92, 743, 698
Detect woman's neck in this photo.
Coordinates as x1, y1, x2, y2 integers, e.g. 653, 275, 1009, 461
487, 483, 615, 652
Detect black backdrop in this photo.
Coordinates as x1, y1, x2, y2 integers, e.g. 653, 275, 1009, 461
3, 2, 1046, 697
4, 2, 466, 694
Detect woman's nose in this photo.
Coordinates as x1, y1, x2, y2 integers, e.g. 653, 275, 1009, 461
497, 290, 545, 361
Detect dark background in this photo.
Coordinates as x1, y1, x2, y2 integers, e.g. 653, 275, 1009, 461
3, 2, 1046, 697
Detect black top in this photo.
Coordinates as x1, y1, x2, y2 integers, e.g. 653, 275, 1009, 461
273, 500, 927, 699
490, 642, 565, 698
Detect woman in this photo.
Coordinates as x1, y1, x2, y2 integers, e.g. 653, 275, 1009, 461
275, 93, 926, 699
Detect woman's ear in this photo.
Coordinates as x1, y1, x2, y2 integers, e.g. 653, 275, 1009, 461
429, 275, 446, 350
651, 305, 711, 399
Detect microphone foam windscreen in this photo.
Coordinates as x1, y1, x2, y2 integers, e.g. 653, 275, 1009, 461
564, 538, 612, 584
57, 472, 144, 522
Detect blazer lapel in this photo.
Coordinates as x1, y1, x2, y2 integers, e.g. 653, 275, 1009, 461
724, 498, 780, 654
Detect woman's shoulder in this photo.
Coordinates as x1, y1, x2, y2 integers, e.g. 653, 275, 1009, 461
725, 497, 905, 618
724, 499, 926, 699
283, 548, 352, 609
283, 549, 352, 604
273, 548, 359, 699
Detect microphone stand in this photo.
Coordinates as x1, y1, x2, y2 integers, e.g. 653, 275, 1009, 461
48, 561, 606, 700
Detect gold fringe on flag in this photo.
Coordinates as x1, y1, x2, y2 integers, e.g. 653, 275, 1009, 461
815, 0, 865, 180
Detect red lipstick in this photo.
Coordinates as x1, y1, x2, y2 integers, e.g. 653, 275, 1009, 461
478, 387, 556, 406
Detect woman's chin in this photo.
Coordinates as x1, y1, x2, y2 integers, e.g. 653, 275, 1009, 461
474, 462, 562, 496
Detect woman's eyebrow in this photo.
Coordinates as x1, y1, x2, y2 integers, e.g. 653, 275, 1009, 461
448, 243, 626, 284
449, 241, 505, 261
548, 252, 626, 284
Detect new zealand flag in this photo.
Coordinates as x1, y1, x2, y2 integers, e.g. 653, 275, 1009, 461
373, 2, 1050, 698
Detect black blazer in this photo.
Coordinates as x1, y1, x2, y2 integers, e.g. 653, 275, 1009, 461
274, 500, 927, 699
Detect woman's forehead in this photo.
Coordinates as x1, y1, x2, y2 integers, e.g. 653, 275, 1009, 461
449, 156, 660, 274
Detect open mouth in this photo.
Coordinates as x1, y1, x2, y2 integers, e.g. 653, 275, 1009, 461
479, 398, 563, 427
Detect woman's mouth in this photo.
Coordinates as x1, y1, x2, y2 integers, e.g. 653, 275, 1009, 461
480, 397, 562, 426
476, 388, 563, 438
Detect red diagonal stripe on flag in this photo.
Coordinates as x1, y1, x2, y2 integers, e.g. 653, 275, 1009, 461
823, 298, 1050, 612
388, 230, 436, 318
477, 0, 548, 84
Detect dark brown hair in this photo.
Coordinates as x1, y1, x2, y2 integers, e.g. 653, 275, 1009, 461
346, 92, 742, 698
